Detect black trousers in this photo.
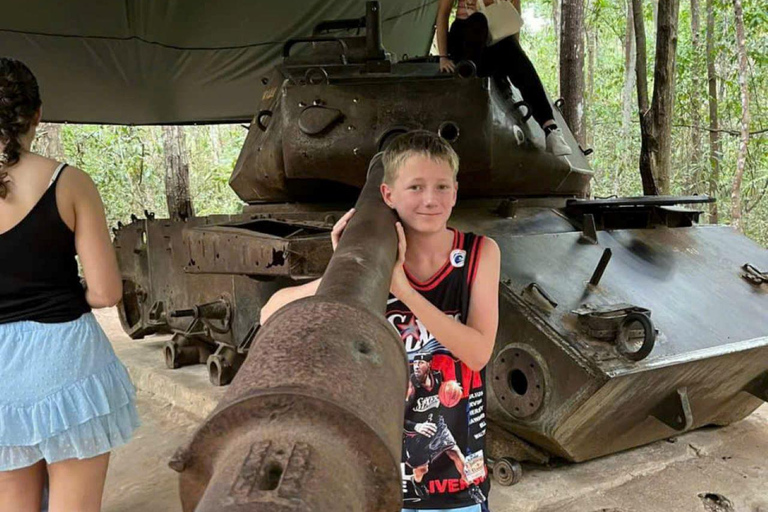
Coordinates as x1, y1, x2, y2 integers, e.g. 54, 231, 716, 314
448, 13, 555, 127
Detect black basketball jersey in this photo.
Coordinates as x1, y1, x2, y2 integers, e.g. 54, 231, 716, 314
386, 228, 490, 509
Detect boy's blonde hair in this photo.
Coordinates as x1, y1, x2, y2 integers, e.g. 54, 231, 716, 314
381, 130, 459, 185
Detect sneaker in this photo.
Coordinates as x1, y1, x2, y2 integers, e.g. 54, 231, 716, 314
545, 127, 573, 156
468, 483, 486, 504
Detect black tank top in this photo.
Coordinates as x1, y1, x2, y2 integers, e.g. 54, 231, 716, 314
0, 164, 91, 324
386, 228, 491, 509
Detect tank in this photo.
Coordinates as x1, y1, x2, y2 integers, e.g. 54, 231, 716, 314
114, 1, 768, 492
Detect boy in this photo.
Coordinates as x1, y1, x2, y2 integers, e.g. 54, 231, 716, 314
260, 130, 500, 512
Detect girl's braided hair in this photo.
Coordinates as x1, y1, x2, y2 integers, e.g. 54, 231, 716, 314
0, 58, 41, 199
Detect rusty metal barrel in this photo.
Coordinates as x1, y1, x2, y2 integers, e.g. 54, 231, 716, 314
171, 156, 407, 511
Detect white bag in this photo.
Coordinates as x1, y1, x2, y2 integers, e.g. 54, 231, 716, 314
475, 0, 524, 45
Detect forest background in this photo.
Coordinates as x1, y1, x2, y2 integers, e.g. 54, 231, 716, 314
32, 0, 767, 246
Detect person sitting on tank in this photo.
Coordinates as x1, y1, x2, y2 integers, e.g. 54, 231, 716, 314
435, 0, 572, 157
260, 130, 500, 512
0, 57, 140, 512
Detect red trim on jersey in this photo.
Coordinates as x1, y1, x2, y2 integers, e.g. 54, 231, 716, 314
469, 236, 485, 287
405, 228, 461, 291
466, 235, 481, 286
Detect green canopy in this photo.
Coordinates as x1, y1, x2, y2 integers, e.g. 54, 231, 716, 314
1, 0, 438, 125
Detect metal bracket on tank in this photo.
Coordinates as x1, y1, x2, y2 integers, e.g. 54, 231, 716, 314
574, 304, 656, 361
495, 198, 519, 218
651, 387, 693, 431
743, 371, 768, 402
170, 298, 233, 335
741, 263, 768, 286
580, 213, 598, 245
148, 300, 167, 325
521, 282, 558, 313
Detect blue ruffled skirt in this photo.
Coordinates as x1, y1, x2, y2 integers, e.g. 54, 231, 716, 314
0, 312, 139, 471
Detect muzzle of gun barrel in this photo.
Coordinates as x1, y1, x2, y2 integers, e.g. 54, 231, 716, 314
172, 155, 408, 512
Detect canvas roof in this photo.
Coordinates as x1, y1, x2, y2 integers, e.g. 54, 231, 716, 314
0, 0, 438, 124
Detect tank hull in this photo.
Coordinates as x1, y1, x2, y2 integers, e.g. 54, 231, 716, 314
115, 199, 768, 463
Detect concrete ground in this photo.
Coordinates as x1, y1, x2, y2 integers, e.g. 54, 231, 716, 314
95, 309, 768, 512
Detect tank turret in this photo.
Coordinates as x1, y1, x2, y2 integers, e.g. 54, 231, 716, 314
229, 2, 591, 203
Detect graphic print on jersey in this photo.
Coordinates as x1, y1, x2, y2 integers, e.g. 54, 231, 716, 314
385, 229, 489, 509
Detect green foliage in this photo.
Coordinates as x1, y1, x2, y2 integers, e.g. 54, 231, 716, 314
523, 0, 766, 246
51, 124, 246, 229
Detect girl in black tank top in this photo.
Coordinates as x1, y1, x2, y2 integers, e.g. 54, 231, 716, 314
0, 57, 139, 511
0, 163, 91, 324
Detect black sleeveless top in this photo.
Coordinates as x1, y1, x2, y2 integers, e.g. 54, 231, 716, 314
386, 228, 491, 509
0, 164, 91, 324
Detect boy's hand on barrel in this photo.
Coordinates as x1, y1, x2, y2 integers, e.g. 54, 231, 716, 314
390, 222, 412, 299
331, 208, 356, 251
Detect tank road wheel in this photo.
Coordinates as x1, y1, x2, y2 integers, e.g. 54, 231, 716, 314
206, 344, 246, 386
492, 457, 522, 486
207, 354, 231, 386
164, 334, 211, 369
165, 335, 195, 369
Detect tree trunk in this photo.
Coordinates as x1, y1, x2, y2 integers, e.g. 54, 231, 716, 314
706, 0, 720, 223
650, 0, 681, 195
162, 125, 195, 221
632, 0, 658, 195
209, 125, 222, 165
553, 0, 561, 88
559, 0, 586, 146
730, 0, 749, 232
35, 123, 64, 161
688, 0, 702, 194
586, 21, 596, 148
622, 0, 637, 135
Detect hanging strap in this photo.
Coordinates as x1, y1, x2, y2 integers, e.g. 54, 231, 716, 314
47, 163, 68, 189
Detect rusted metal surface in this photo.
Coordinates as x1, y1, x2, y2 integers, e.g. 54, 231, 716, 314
231, 73, 592, 202
171, 160, 407, 511
114, 212, 340, 385
183, 219, 332, 278
450, 213, 768, 462
315, 155, 397, 309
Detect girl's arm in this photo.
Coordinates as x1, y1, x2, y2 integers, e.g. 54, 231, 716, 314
66, 168, 123, 308
436, 0, 456, 72
259, 278, 321, 324
393, 234, 501, 372
259, 208, 355, 324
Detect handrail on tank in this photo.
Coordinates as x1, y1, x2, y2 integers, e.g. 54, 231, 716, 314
308, 1, 385, 61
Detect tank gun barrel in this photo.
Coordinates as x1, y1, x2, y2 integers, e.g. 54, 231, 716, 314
316, 155, 396, 309
171, 157, 408, 512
